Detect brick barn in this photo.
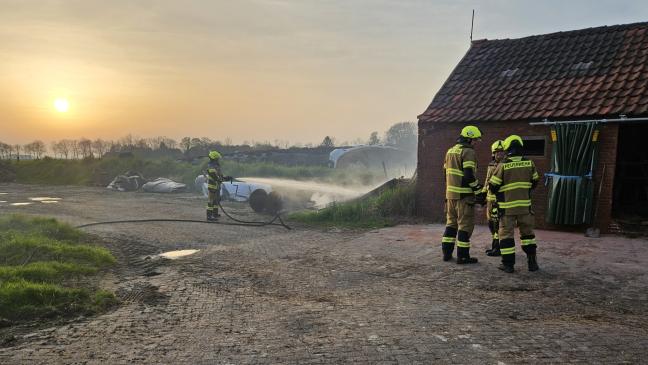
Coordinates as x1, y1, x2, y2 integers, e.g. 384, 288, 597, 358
416, 22, 648, 233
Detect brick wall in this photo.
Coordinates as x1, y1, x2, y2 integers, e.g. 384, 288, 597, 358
593, 123, 618, 232
416, 121, 618, 233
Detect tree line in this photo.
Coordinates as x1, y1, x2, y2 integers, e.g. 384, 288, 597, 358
0, 122, 417, 160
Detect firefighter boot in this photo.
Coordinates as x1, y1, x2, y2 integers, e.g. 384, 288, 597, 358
498, 253, 515, 273
207, 210, 218, 222
456, 247, 478, 264
527, 254, 539, 272
213, 208, 222, 218
457, 256, 479, 264
441, 226, 457, 262
442, 243, 454, 262
486, 239, 501, 256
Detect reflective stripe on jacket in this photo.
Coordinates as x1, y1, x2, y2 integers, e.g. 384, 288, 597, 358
444, 143, 481, 200
488, 156, 539, 215
207, 160, 224, 191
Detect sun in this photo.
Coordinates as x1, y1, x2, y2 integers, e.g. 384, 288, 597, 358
54, 98, 69, 113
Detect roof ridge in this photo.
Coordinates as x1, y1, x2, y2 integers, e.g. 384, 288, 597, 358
472, 20, 648, 45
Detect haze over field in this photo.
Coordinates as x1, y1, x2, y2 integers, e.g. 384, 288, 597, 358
2, 0, 648, 145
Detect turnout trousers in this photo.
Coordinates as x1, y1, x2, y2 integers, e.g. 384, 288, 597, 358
441, 196, 475, 259
498, 214, 537, 266
207, 188, 221, 218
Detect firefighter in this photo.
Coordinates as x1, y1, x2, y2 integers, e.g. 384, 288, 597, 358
488, 135, 540, 273
441, 125, 487, 264
484, 140, 506, 256
206, 150, 225, 221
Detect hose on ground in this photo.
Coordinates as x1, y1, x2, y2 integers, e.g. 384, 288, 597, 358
75, 202, 291, 230
215, 201, 291, 229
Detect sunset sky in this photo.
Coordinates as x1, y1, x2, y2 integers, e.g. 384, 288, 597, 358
2, 0, 648, 145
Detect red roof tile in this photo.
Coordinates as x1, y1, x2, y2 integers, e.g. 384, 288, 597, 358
419, 22, 648, 123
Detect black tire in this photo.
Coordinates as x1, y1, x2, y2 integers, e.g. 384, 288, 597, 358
249, 189, 268, 213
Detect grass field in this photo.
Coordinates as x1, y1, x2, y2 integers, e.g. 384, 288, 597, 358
7, 157, 384, 188
289, 181, 416, 228
0, 215, 117, 321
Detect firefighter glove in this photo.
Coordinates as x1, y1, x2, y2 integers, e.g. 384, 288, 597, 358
475, 192, 487, 206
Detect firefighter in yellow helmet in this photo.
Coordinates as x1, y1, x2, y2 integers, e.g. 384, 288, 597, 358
441, 125, 487, 264
488, 135, 540, 273
206, 150, 226, 221
483, 140, 506, 256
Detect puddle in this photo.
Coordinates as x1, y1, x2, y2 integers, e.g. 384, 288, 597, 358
0, 201, 7, 203
159, 249, 199, 259
29, 197, 62, 201
0, 193, 8, 195
10, 202, 33, 206
40, 201, 60, 204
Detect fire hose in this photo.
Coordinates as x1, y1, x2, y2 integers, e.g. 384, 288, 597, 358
75, 201, 291, 230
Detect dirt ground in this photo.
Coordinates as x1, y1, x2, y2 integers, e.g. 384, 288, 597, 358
1, 183, 647, 364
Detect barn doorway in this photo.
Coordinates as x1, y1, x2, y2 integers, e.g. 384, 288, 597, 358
613, 122, 648, 222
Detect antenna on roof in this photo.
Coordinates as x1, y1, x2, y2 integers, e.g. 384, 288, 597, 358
470, 9, 475, 43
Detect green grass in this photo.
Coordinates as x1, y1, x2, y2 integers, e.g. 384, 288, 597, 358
11, 156, 200, 187
0, 215, 86, 242
0, 215, 117, 321
9, 157, 385, 188
289, 181, 416, 228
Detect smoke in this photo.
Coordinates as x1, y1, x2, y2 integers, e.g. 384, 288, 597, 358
238, 177, 378, 209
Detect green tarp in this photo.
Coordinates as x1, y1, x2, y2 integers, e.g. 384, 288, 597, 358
545, 123, 600, 225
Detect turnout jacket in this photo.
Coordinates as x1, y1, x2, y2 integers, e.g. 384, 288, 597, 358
207, 160, 224, 192
482, 161, 498, 203
488, 155, 540, 215
444, 142, 482, 200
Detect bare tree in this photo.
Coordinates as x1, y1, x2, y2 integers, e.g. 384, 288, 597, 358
92, 139, 108, 158
23, 142, 35, 158
50, 141, 60, 158
120, 134, 134, 148
180, 137, 191, 153
368, 131, 380, 145
135, 138, 148, 149
32, 140, 46, 159
320, 136, 335, 148
78, 138, 93, 158
384, 122, 417, 151
13, 145, 21, 160
162, 138, 177, 150
200, 137, 212, 147
60, 140, 72, 159
0, 142, 11, 159
70, 140, 80, 159
190, 138, 202, 149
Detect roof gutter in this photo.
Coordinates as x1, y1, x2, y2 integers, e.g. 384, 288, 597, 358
529, 116, 648, 126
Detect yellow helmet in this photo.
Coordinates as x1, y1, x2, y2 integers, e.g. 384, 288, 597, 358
491, 140, 504, 153
503, 135, 524, 150
460, 125, 482, 139
208, 150, 222, 160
